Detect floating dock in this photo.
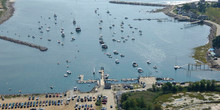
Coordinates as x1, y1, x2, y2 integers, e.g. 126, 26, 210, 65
0, 36, 48, 51
121, 78, 138, 82
109, 0, 170, 7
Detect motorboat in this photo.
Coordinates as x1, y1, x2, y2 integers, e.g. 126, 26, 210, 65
61, 33, 65, 37
75, 27, 81, 33
147, 60, 151, 64
50, 86, 53, 89
54, 14, 57, 18
99, 40, 104, 44
72, 37, 75, 41
112, 38, 116, 42
104, 74, 109, 79
120, 54, 125, 57
67, 70, 72, 74
64, 74, 68, 77
73, 20, 76, 25
137, 68, 143, 73
113, 50, 119, 55
153, 66, 157, 69
74, 87, 77, 91
174, 65, 181, 70
115, 59, 119, 64
132, 62, 138, 67
101, 44, 108, 49
131, 37, 135, 40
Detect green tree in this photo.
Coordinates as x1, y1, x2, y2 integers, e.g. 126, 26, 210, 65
183, 4, 191, 11
211, 80, 216, 91
207, 80, 211, 91
200, 80, 206, 92
172, 86, 178, 93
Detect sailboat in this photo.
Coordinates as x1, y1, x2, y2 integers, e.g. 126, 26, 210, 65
93, 68, 95, 75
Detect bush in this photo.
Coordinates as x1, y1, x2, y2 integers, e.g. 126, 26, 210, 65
212, 35, 220, 48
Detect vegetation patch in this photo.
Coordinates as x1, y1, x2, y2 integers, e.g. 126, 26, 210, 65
193, 43, 210, 64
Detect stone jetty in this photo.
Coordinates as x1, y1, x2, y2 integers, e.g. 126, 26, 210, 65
0, 36, 48, 51
109, 0, 170, 7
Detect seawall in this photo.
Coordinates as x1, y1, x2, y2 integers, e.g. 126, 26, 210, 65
0, 36, 48, 51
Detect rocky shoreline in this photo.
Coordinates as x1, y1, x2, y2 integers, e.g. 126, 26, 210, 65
163, 5, 220, 70
0, 0, 15, 24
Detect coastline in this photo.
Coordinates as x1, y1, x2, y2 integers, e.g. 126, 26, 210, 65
163, 5, 220, 70
0, 0, 15, 24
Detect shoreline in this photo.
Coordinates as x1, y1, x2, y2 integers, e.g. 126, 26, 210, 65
0, 0, 15, 25
163, 5, 220, 70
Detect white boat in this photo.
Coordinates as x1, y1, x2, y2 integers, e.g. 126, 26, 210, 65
74, 87, 77, 91
104, 74, 109, 79
72, 37, 75, 41
64, 74, 68, 77
131, 37, 135, 40
132, 62, 138, 67
174, 65, 181, 70
115, 59, 119, 64
137, 68, 143, 73
67, 70, 72, 74
147, 60, 151, 64
113, 50, 119, 55
153, 66, 157, 69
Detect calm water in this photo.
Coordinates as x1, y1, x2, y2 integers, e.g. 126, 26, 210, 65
0, 0, 219, 94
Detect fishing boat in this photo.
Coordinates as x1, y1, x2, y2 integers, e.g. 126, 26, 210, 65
137, 68, 143, 73
132, 62, 138, 67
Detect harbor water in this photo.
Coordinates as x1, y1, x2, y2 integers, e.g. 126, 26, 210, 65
0, 0, 219, 94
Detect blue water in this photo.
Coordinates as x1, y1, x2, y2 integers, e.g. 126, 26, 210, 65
0, 0, 219, 94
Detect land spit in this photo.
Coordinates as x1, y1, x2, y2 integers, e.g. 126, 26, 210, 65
0, 36, 48, 51
109, 0, 170, 7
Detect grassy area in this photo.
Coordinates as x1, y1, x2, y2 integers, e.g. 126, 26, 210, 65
205, 7, 220, 24
192, 43, 210, 64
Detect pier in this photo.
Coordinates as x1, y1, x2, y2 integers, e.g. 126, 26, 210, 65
187, 63, 212, 71
0, 36, 48, 51
105, 79, 119, 82
109, 1, 170, 7
77, 75, 98, 84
